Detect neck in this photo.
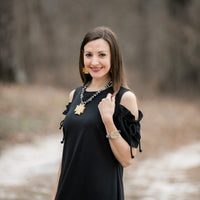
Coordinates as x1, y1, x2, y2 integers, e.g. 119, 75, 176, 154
88, 77, 111, 91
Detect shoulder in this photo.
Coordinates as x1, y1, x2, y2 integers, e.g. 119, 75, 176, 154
68, 86, 82, 102
69, 89, 75, 102
120, 90, 139, 119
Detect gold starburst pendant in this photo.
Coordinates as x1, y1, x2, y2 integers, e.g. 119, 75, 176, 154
74, 103, 86, 115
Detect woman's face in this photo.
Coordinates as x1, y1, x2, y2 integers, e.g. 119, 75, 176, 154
83, 39, 111, 81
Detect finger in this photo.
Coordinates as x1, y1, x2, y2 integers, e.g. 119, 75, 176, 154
111, 95, 115, 103
106, 93, 112, 100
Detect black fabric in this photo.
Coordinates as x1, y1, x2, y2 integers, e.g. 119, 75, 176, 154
113, 87, 143, 158
55, 86, 143, 200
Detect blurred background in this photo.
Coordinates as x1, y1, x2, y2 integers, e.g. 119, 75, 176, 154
0, 0, 200, 199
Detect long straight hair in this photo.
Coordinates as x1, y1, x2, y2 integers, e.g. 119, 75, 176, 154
79, 26, 128, 94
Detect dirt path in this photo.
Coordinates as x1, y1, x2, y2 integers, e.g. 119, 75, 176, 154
124, 142, 200, 200
0, 84, 199, 200
0, 135, 62, 200
0, 135, 199, 200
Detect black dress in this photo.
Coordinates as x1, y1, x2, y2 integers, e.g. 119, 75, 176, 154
55, 86, 143, 200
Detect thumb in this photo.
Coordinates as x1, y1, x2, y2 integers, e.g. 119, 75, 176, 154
107, 93, 112, 100
111, 95, 115, 103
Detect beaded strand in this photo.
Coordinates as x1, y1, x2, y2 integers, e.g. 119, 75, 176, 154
80, 81, 112, 105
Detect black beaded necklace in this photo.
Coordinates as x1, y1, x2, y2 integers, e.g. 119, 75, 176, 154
74, 81, 112, 115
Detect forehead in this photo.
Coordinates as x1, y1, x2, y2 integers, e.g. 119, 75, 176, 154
84, 39, 110, 52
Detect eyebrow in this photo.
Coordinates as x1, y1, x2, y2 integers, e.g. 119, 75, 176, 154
84, 50, 109, 53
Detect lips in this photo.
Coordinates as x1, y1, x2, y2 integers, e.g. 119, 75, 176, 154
90, 67, 103, 72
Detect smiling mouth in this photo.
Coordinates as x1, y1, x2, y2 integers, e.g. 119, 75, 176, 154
90, 67, 103, 72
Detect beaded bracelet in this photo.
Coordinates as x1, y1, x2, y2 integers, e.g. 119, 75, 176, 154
106, 130, 121, 139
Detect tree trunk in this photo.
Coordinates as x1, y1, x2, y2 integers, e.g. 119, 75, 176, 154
0, 0, 26, 83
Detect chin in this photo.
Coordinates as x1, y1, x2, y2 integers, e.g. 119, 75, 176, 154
89, 71, 110, 79
90, 74, 107, 80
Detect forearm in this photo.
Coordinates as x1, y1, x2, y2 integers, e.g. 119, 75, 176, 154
52, 162, 61, 200
104, 119, 135, 168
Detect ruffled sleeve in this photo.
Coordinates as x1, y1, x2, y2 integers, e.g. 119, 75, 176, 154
62, 102, 72, 115
59, 102, 72, 143
113, 104, 143, 158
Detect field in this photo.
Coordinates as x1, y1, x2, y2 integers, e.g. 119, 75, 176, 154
0, 83, 199, 199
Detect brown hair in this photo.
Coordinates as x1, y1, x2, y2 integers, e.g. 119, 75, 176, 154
79, 26, 128, 94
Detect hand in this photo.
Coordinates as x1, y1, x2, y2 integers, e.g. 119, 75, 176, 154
98, 93, 115, 124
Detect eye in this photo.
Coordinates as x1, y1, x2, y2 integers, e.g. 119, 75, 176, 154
85, 53, 92, 58
99, 53, 106, 57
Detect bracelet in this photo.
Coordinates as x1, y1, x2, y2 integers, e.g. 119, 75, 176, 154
106, 130, 121, 139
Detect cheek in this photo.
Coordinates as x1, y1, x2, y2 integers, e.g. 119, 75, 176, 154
100, 56, 110, 66
84, 58, 90, 66
106, 56, 111, 66
104, 58, 111, 68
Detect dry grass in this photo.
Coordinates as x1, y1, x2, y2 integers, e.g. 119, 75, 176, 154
0, 83, 199, 156
0, 83, 200, 200
140, 94, 200, 159
0, 83, 68, 152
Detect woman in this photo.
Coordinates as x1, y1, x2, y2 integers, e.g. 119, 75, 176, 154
52, 26, 143, 200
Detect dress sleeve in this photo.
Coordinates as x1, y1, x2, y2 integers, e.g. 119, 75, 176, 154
59, 102, 72, 143
58, 86, 82, 143
62, 102, 72, 115
113, 104, 143, 159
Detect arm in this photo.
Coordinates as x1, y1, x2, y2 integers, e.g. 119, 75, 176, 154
51, 89, 75, 199
98, 91, 139, 168
51, 162, 61, 200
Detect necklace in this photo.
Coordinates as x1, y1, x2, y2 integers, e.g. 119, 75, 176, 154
74, 81, 112, 115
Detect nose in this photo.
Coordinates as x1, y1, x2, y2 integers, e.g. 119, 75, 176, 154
91, 56, 99, 66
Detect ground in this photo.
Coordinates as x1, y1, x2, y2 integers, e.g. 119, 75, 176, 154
0, 83, 199, 199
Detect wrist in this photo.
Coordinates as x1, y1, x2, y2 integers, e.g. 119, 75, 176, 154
102, 116, 114, 126
106, 130, 121, 139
